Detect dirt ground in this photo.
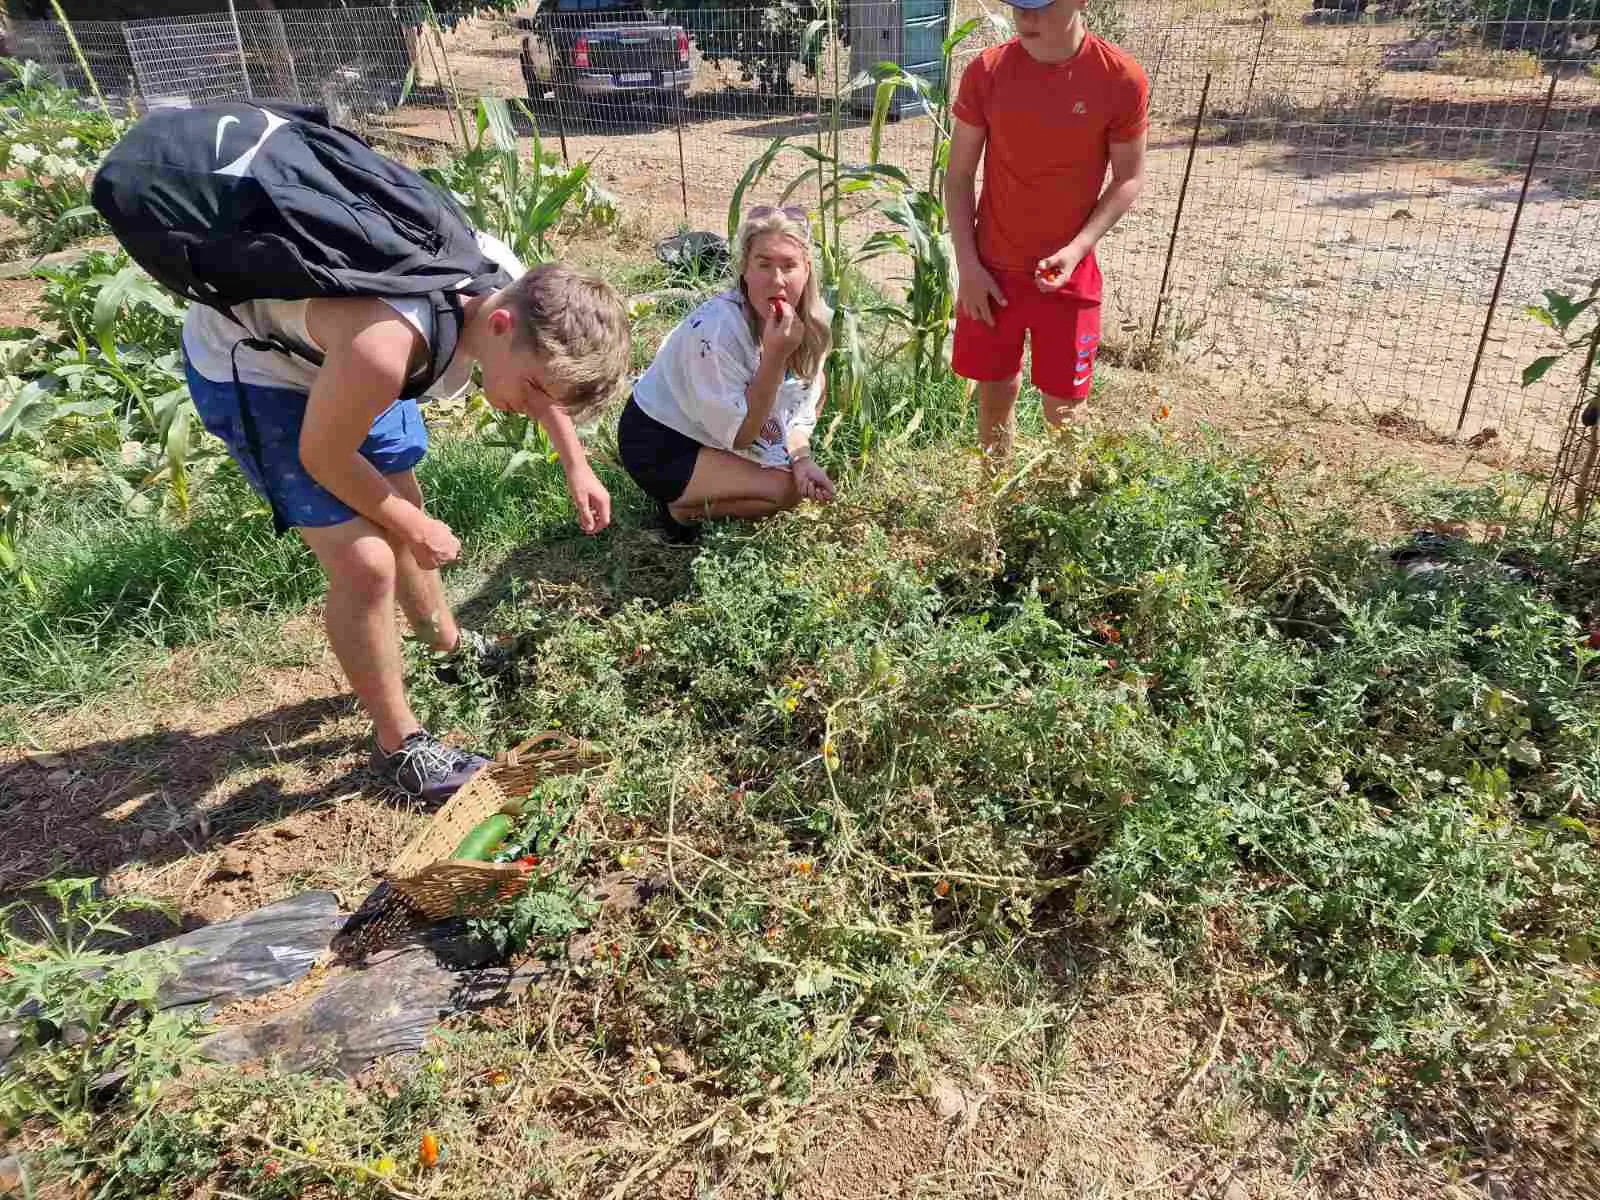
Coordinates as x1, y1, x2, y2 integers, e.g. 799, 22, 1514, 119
392, 2, 1600, 459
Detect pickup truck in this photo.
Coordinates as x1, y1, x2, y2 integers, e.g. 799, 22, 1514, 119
515, 0, 692, 110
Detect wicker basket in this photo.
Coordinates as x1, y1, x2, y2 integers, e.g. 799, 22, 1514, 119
381, 731, 602, 920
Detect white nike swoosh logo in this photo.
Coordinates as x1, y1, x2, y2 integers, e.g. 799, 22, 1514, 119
214, 108, 288, 178
1073, 375, 1091, 387
214, 114, 239, 161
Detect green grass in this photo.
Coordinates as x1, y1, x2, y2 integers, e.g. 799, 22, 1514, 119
0, 431, 633, 714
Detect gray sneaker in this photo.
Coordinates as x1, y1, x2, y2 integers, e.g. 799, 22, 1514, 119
370, 731, 489, 804
432, 628, 529, 686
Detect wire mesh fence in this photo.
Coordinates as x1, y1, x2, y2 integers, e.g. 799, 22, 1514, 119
6, 1, 1599, 453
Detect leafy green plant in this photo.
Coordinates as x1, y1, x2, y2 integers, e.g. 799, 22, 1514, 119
421, 96, 616, 268
1524, 276, 1599, 546
0, 878, 197, 1136
0, 58, 122, 252
468, 777, 597, 959
0, 252, 204, 539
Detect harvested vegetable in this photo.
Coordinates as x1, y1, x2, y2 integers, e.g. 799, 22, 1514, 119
452, 813, 513, 861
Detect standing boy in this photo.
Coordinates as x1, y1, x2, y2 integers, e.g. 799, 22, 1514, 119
945, 0, 1148, 466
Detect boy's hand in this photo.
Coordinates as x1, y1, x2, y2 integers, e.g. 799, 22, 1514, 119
957, 259, 1007, 327
761, 297, 804, 359
568, 465, 611, 534
792, 457, 835, 503
407, 514, 461, 570
1035, 244, 1086, 293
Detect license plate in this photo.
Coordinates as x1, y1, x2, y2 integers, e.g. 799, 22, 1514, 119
617, 72, 652, 84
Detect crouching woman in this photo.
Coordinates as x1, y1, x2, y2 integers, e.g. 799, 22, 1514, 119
618, 206, 835, 538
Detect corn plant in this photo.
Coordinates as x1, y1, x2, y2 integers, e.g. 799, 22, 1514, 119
0, 253, 204, 565
421, 96, 615, 267
728, 7, 991, 442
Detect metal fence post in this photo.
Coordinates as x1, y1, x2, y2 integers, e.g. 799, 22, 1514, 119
226, 0, 252, 98
1242, 13, 1268, 116
423, 1, 471, 146
1456, 70, 1560, 436
1150, 72, 1211, 350
549, 86, 572, 166
672, 91, 689, 223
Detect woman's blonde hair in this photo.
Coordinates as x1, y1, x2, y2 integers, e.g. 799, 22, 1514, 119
734, 210, 833, 382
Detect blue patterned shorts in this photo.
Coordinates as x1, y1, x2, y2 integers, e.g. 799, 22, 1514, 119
184, 353, 428, 530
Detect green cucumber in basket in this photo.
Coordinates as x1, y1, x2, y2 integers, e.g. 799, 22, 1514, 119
452, 813, 514, 861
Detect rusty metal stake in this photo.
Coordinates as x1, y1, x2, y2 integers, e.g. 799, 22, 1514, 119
672, 91, 690, 223
550, 84, 572, 166
1150, 71, 1211, 350
1457, 69, 1560, 436
1242, 14, 1269, 117
1148, 27, 1172, 98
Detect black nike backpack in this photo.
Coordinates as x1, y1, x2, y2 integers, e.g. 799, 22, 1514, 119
90, 100, 511, 399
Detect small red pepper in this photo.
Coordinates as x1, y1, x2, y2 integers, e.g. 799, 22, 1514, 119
515, 855, 541, 869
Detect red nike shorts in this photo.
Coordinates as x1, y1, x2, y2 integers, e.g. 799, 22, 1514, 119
953, 265, 1103, 402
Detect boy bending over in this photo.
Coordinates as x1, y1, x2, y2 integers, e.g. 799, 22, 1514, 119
182, 251, 628, 801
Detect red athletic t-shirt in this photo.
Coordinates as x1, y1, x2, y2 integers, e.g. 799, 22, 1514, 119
953, 34, 1149, 277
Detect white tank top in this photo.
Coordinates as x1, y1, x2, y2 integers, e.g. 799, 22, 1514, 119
179, 230, 524, 401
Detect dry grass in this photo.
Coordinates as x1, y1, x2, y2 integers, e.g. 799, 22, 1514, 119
1435, 46, 1545, 81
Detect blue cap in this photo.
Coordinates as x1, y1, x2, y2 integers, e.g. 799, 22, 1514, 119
999, 0, 1057, 8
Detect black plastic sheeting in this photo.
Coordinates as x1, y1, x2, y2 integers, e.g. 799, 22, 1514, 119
200, 946, 549, 1076
152, 890, 345, 1015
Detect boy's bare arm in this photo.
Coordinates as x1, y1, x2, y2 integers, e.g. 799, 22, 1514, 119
1036, 132, 1148, 289
945, 118, 1007, 327
536, 401, 611, 535
298, 298, 460, 566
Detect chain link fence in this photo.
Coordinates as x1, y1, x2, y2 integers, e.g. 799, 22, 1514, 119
7, 2, 1600, 452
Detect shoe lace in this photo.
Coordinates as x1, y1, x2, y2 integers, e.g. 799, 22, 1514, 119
395, 734, 471, 783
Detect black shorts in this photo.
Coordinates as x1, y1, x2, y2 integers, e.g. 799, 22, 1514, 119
618, 395, 703, 505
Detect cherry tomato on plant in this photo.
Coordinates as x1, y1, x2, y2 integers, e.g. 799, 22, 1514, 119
420, 1133, 440, 1169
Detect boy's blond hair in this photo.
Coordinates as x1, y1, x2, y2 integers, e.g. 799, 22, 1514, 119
500, 264, 630, 420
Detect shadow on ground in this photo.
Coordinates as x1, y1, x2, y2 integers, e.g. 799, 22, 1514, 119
0, 695, 372, 901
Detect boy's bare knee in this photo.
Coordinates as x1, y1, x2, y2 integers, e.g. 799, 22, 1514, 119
330, 536, 397, 605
